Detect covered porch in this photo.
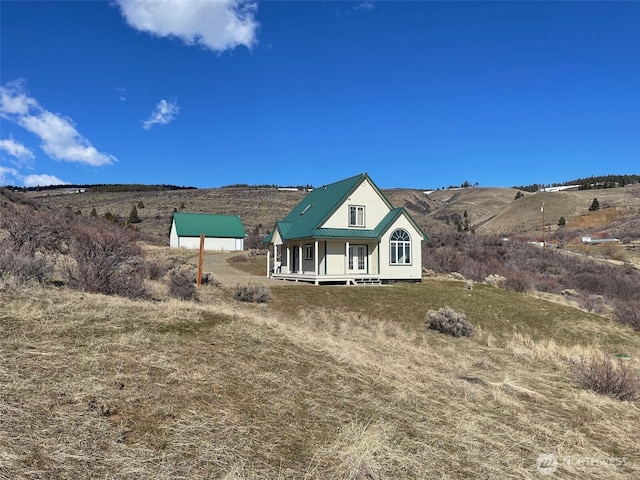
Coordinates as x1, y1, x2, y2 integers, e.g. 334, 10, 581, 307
270, 272, 381, 286
265, 238, 381, 286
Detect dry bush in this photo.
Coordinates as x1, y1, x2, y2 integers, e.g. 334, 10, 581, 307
615, 300, 640, 331
234, 282, 272, 303
426, 306, 475, 337
483, 274, 505, 288
228, 254, 249, 263
573, 353, 640, 401
423, 228, 640, 308
0, 203, 71, 254
168, 269, 198, 301
0, 249, 53, 285
201, 273, 221, 286
577, 295, 607, 315
65, 219, 147, 299
503, 270, 532, 292
145, 260, 167, 280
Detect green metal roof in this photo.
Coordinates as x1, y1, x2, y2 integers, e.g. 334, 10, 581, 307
262, 221, 292, 244
172, 212, 246, 238
264, 174, 428, 242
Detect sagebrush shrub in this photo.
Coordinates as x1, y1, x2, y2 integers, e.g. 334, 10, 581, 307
573, 353, 640, 401
426, 306, 475, 337
234, 283, 272, 303
484, 274, 506, 288
0, 248, 53, 284
504, 271, 532, 292
169, 269, 198, 301
65, 219, 147, 299
146, 260, 167, 281
578, 295, 607, 315
615, 301, 640, 331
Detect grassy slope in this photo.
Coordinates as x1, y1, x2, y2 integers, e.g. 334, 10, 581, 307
1, 272, 638, 479
477, 186, 640, 236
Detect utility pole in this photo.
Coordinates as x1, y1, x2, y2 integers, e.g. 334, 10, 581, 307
541, 201, 545, 248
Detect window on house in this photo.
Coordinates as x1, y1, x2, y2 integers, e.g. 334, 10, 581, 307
304, 244, 314, 260
390, 229, 411, 264
349, 205, 365, 227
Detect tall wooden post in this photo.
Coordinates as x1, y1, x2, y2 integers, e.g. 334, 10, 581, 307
541, 202, 545, 248
197, 234, 205, 286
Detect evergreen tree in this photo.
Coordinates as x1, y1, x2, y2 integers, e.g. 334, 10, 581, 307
514, 191, 524, 200
128, 205, 141, 224
588, 198, 600, 211
558, 216, 566, 227
137, 200, 145, 209
90, 207, 97, 217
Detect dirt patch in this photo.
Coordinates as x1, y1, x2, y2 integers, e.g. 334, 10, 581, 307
568, 207, 630, 229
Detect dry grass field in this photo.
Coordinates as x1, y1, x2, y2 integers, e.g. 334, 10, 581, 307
1, 250, 639, 479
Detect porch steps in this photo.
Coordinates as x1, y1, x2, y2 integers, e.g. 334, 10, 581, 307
352, 277, 381, 286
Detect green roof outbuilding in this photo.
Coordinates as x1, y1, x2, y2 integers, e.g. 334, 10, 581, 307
170, 212, 246, 251
172, 212, 246, 238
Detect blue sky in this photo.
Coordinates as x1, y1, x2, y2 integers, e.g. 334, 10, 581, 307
1, 1, 638, 189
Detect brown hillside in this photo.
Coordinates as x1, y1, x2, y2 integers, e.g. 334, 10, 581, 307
425, 187, 521, 229
477, 185, 640, 237
22, 183, 640, 242
29, 187, 306, 239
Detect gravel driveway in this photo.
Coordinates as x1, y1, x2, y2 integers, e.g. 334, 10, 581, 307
195, 252, 271, 288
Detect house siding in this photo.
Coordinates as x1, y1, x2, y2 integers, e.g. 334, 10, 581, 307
320, 179, 390, 230
378, 214, 423, 280
173, 236, 241, 251
326, 241, 346, 274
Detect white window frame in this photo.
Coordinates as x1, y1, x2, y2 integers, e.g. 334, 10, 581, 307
349, 205, 366, 227
304, 244, 313, 260
390, 229, 411, 265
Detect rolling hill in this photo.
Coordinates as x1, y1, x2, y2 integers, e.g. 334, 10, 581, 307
23, 182, 640, 241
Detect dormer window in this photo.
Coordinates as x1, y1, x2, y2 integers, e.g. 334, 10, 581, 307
349, 205, 365, 227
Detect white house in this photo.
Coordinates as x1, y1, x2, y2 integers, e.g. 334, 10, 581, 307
170, 212, 246, 251
263, 173, 427, 285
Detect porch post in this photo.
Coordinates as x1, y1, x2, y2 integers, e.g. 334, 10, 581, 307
298, 244, 303, 274
274, 244, 278, 274
345, 241, 350, 274
286, 246, 290, 274
266, 248, 270, 278
314, 240, 319, 275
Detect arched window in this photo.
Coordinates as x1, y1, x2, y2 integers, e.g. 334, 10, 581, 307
390, 229, 411, 264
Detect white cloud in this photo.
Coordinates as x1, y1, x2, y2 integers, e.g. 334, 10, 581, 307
117, 87, 127, 102
0, 80, 36, 115
0, 138, 35, 161
354, 1, 375, 12
142, 99, 179, 130
23, 174, 69, 188
116, 0, 259, 53
0, 166, 20, 186
0, 81, 117, 167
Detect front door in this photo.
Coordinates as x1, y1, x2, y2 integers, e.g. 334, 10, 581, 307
348, 245, 367, 273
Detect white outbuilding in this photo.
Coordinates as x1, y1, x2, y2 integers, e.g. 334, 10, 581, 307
169, 212, 246, 251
